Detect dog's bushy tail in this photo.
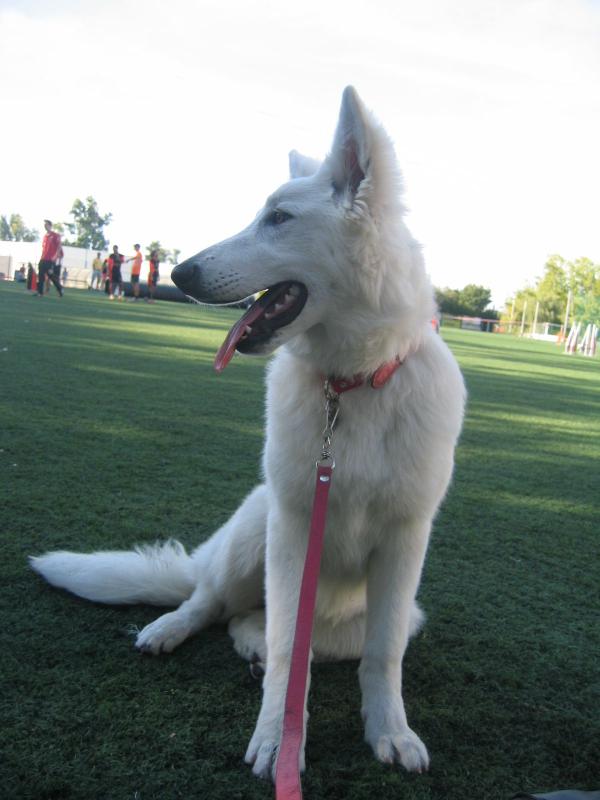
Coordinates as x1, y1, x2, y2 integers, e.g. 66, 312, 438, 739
29, 540, 196, 606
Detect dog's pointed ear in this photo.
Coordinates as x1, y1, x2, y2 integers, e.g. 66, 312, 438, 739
328, 86, 371, 199
289, 150, 321, 179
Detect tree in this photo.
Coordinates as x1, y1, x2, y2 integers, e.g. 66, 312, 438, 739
145, 241, 180, 264
435, 284, 495, 317
146, 240, 168, 262
0, 216, 11, 240
168, 248, 181, 266
504, 286, 537, 324
459, 284, 493, 316
0, 213, 39, 241
64, 196, 112, 249
534, 255, 568, 323
569, 257, 600, 327
569, 256, 599, 297
502, 254, 600, 329
435, 287, 462, 316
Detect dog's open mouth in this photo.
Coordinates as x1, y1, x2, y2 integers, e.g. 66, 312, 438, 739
214, 281, 307, 372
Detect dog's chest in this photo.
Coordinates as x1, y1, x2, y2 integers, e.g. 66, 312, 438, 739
264, 356, 425, 541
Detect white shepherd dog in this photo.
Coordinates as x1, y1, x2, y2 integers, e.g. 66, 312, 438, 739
31, 87, 465, 780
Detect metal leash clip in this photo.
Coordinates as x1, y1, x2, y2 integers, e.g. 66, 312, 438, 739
317, 379, 340, 469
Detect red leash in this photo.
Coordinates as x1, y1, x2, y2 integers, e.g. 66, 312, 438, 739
275, 462, 333, 800
274, 360, 403, 800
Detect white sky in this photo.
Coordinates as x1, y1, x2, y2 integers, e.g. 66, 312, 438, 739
1, 0, 599, 306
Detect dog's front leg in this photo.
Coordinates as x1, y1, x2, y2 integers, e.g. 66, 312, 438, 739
359, 519, 431, 773
245, 504, 309, 781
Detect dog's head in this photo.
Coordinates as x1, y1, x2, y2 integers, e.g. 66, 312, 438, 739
172, 86, 434, 372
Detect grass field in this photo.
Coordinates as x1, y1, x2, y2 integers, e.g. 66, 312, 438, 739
1, 281, 599, 800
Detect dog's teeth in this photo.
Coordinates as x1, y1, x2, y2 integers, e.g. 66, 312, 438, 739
264, 312, 274, 320
275, 303, 284, 312
289, 285, 300, 297
283, 294, 293, 304
245, 326, 253, 334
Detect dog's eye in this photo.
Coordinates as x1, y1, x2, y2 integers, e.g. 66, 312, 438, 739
266, 210, 293, 226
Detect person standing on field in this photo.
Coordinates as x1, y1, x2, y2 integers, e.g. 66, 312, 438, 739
54, 245, 65, 288
108, 245, 124, 300
127, 244, 143, 300
36, 220, 63, 297
26, 262, 35, 291
90, 252, 102, 290
102, 259, 110, 293
147, 250, 160, 302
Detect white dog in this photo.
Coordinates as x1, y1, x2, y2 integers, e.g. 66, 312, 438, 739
31, 87, 465, 780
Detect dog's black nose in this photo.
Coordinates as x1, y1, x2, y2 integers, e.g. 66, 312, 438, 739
171, 258, 200, 294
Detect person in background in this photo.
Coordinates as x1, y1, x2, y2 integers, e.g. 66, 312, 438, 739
108, 245, 124, 300
127, 243, 143, 300
36, 219, 63, 297
101, 259, 110, 294
147, 250, 159, 302
90, 252, 102, 290
26, 262, 35, 291
54, 245, 64, 284
15, 266, 26, 282
61, 266, 69, 286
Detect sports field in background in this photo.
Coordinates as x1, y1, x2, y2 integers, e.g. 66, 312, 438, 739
1, 282, 598, 800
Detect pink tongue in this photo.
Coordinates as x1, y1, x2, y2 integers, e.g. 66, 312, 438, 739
214, 300, 267, 372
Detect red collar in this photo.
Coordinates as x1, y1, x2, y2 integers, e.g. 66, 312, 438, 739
328, 355, 403, 394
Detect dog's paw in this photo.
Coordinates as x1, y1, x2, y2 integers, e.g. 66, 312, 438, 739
244, 718, 306, 782
135, 611, 192, 655
244, 732, 279, 781
368, 726, 429, 773
228, 611, 267, 664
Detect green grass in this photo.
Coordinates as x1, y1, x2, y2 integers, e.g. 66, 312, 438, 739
1, 282, 598, 800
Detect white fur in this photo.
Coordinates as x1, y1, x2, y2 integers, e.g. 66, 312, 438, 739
31, 87, 465, 782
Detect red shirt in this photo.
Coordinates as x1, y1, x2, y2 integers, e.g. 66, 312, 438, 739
108, 254, 124, 279
41, 230, 62, 262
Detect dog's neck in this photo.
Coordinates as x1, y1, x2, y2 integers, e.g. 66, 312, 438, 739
287, 318, 425, 379
327, 355, 404, 393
